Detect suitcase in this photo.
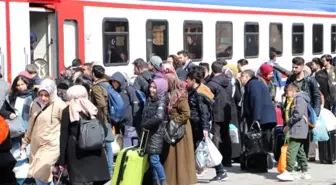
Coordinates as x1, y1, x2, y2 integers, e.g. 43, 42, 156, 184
240, 151, 273, 173
318, 130, 336, 164
273, 126, 284, 162
112, 130, 149, 185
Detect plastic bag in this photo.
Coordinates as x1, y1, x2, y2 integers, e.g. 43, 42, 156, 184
312, 117, 329, 142
229, 124, 239, 144
277, 139, 288, 173
195, 137, 223, 169
320, 108, 336, 131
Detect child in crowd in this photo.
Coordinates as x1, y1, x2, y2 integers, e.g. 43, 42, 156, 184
277, 83, 311, 181
141, 78, 169, 185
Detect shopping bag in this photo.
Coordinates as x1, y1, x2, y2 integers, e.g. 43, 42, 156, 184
229, 123, 239, 144
7, 117, 25, 138
320, 108, 336, 131
277, 138, 288, 173
195, 137, 223, 169
312, 117, 329, 142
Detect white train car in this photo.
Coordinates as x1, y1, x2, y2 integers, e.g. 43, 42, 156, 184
0, 0, 335, 82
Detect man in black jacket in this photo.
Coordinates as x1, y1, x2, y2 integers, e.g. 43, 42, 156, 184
133, 58, 153, 96
286, 57, 321, 116
206, 61, 233, 167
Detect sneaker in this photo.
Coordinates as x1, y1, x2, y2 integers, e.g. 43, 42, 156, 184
210, 172, 228, 182
277, 171, 295, 181
297, 172, 312, 180
196, 169, 205, 177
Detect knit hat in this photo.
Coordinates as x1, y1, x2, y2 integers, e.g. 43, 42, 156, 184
149, 56, 163, 72
259, 63, 273, 76
18, 71, 33, 79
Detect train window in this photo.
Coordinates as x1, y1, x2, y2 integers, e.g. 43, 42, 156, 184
146, 20, 169, 61
102, 19, 129, 66
63, 20, 78, 68
244, 22, 259, 58
312, 24, 323, 54
184, 21, 203, 60
292, 24, 304, 55
332, 25, 336, 54
216, 21, 233, 59
269, 23, 283, 56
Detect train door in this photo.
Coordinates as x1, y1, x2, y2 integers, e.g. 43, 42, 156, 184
29, 4, 57, 78
8, 2, 30, 80
0, 1, 7, 79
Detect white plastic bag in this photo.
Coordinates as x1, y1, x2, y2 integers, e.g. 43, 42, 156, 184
320, 108, 336, 131
229, 124, 239, 144
195, 137, 223, 169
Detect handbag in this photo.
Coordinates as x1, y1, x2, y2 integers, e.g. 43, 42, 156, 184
164, 120, 185, 144
7, 116, 25, 138
243, 121, 265, 154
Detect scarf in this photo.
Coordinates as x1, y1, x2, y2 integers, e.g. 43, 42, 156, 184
166, 73, 187, 112
67, 85, 98, 122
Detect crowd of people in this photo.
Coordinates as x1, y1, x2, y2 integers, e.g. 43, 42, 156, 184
0, 51, 336, 185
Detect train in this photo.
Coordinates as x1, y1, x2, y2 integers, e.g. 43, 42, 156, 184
0, 0, 335, 82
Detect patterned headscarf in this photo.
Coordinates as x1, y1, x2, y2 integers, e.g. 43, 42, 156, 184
166, 73, 187, 112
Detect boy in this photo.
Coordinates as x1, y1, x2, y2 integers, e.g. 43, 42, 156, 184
277, 83, 311, 181
186, 66, 228, 182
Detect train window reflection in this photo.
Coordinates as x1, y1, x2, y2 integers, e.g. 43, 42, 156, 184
292, 24, 304, 55
269, 23, 283, 56
244, 22, 259, 58
331, 25, 336, 54
216, 21, 233, 59
312, 24, 323, 54
146, 20, 169, 61
184, 21, 203, 60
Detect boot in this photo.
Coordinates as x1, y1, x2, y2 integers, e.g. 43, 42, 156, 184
152, 180, 160, 185
161, 180, 168, 185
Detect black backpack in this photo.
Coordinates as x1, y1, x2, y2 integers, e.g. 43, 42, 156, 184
74, 114, 105, 151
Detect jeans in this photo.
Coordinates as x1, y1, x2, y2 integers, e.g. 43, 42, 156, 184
286, 138, 308, 172
214, 164, 225, 176
149, 155, 166, 181
35, 179, 54, 185
105, 141, 114, 174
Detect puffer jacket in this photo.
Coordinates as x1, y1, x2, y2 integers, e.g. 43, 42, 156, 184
206, 74, 233, 123
141, 95, 168, 155
188, 84, 214, 132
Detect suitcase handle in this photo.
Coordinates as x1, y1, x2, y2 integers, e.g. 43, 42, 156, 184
138, 129, 149, 157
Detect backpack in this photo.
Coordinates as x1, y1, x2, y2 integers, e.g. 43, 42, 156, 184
99, 83, 125, 123
307, 103, 317, 128
326, 76, 336, 104
76, 114, 105, 151
0, 116, 9, 144
135, 89, 147, 107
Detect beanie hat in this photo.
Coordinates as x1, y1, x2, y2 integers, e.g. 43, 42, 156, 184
260, 63, 273, 76
149, 56, 163, 72
18, 71, 33, 79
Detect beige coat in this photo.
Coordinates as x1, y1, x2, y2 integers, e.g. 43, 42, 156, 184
22, 98, 66, 183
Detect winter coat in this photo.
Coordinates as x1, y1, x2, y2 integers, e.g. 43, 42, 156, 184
314, 69, 331, 109
163, 96, 197, 185
243, 77, 276, 127
110, 72, 140, 128
21, 98, 66, 183
0, 133, 17, 185
286, 75, 321, 116
91, 78, 109, 124
0, 100, 15, 120
59, 107, 110, 184
288, 92, 310, 139
175, 67, 188, 81
188, 84, 214, 133
206, 74, 232, 123
141, 95, 168, 155
133, 70, 153, 96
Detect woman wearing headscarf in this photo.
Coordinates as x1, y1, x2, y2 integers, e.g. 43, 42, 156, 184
21, 78, 66, 185
59, 85, 110, 185
258, 63, 276, 101
141, 78, 169, 185
163, 73, 197, 185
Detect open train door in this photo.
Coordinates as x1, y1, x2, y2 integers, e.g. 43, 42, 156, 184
8, 1, 30, 80
0, 1, 7, 80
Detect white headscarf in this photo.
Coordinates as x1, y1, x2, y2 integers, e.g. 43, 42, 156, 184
37, 78, 58, 107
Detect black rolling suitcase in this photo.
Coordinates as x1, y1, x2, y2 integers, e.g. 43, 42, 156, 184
273, 126, 284, 162
318, 130, 336, 164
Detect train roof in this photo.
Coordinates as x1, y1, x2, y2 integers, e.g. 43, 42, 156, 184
140, 0, 336, 13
